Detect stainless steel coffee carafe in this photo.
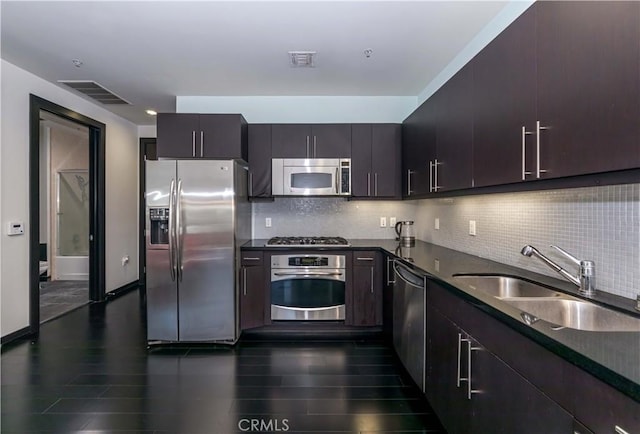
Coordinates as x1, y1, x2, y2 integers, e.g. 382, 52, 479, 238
395, 221, 415, 247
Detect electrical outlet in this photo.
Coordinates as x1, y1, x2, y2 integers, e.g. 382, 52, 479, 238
389, 217, 396, 227
265, 217, 272, 228
469, 220, 477, 236
380, 217, 387, 228
435, 218, 440, 230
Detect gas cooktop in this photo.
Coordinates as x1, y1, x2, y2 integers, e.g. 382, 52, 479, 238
265, 236, 350, 247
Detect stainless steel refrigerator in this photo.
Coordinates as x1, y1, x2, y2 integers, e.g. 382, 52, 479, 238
145, 159, 250, 344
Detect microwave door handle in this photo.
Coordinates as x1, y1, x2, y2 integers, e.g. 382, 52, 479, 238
335, 168, 339, 194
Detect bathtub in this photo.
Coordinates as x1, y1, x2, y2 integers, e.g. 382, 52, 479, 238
54, 255, 89, 281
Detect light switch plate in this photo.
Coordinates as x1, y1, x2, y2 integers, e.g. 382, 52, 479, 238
435, 218, 440, 230
265, 217, 272, 228
469, 220, 477, 236
380, 217, 387, 228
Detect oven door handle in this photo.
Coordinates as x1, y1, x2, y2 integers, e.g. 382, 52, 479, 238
273, 271, 344, 277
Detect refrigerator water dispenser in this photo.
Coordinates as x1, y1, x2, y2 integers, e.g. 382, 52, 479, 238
149, 207, 170, 245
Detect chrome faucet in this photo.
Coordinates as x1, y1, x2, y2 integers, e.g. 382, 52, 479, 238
520, 245, 596, 297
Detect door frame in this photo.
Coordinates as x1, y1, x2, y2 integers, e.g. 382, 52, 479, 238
138, 137, 156, 295
29, 94, 106, 333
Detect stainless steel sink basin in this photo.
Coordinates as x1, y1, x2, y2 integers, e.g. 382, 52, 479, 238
452, 274, 640, 332
503, 298, 640, 332
452, 275, 564, 298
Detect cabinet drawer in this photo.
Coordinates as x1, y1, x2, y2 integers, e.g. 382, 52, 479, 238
354, 251, 377, 264
241, 252, 264, 266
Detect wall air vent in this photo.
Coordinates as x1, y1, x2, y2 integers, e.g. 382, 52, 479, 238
288, 51, 316, 68
57, 80, 130, 105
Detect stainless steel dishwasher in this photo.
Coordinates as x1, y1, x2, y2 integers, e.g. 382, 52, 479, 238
392, 260, 426, 392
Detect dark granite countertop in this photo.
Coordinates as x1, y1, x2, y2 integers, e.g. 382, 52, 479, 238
242, 239, 640, 402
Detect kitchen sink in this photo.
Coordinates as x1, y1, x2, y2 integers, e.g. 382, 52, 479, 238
452, 274, 640, 332
503, 298, 640, 332
452, 275, 564, 298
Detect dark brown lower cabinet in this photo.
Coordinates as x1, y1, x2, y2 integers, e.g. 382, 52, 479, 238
351, 252, 382, 326
426, 281, 574, 434
240, 253, 266, 330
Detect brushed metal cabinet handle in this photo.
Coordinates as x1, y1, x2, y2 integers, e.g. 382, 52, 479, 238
522, 126, 534, 180
370, 267, 374, 293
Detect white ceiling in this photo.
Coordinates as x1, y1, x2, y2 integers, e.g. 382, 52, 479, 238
1, 1, 509, 125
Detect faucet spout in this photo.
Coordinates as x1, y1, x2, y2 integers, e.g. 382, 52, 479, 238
520, 245, 581, 287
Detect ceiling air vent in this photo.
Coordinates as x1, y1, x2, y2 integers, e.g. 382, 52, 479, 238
57, 80, 130, 105
288, 51, 316, 68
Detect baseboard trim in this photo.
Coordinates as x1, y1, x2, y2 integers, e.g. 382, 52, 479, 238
105, 280, 140, 301
1, 326, 35, 348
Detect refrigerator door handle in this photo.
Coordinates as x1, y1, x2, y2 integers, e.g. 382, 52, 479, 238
176, 178, 184, 282
168, 178, 177, 282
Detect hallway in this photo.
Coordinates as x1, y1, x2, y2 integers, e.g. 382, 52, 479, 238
1, 290, 445, 433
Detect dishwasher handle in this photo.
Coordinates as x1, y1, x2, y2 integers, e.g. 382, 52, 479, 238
393, 261, 426, 289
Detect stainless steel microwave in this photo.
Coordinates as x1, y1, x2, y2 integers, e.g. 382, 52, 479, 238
272, 158, 351, 196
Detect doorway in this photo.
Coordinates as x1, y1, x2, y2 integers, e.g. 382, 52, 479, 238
29, 95, 106, 332
38, 112, 90, 321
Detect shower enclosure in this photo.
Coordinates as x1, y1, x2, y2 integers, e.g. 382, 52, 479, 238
54, 169, 89, 280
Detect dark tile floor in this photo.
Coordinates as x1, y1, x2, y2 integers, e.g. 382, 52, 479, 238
40, 280, 89, 323
1, 290, 446, 433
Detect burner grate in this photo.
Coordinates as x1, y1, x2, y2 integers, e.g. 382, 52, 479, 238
266, 236, 350, 247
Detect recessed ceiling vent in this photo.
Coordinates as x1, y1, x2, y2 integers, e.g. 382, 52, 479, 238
57, 80, 130, 105
288, 51, 316, 68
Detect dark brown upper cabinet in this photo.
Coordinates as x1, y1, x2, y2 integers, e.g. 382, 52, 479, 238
271, 124, 351, 158
402, 98, 436, 198
472, 6, 537, 187
535, 0, 640, 178
401, 64, 473, 197
351, 124, 401, 198
156, 113, 248, 160
247, 124, 272, 198
432, 63, 474, 192
472, 1, 640, 187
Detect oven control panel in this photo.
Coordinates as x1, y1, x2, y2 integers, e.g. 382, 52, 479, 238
271, 254, 345, 269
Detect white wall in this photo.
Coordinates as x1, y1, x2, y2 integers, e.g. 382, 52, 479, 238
177, 96, 416, 123
1, 59, 140, 338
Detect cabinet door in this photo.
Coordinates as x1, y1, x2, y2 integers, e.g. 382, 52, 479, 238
570, 365, 640, 434
402, 99, 436, 198
470, 339, 573, 434
271, 124, 310, 158
434, 63, 474, 191
352, 252, 382, 326
156, 113, 199, 158
425, 306, 471, 434
240, 253, 266, 331
371, 124, 401, 198
312, 124, 351, 158
351, 124, 373, 197
536, 1, 640, 178
472, 5, 537, 187
199, 114, 246, 159
248, 124, 272, 197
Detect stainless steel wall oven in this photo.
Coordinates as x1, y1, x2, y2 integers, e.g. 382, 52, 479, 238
270, 254, 346, 320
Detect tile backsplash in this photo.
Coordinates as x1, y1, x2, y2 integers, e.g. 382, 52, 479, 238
413, 184, 640, 300
252, 184, 639, 300
252, 198, 416, 240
